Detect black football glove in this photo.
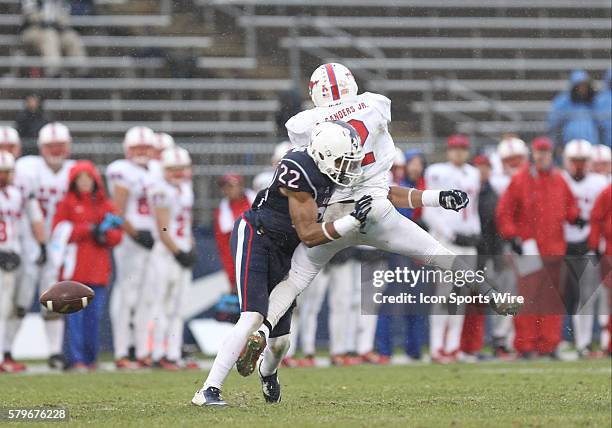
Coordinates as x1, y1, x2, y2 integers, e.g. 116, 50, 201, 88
0, 251, 21, 272
133, 230, 154, 250
454, 233, 479, 248
573, 217, 587, 229
92, 224, 107, 246
175, 250, 197, 268
350, 195, 373, 231
439, 190, 469, 212
510, 237, 523, 255
35, 243, 47, 266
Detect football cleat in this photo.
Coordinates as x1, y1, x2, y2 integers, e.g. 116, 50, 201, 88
258, 361, 281, 404
48, 354, 66, 370
192, 387, 228, 407
154, 358, 179, 371
0, 357, 26, 373
236, 331, 266, 377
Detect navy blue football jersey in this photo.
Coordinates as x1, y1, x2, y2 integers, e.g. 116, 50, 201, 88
252, 148, 334, 241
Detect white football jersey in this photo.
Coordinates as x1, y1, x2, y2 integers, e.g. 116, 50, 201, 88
562, 171, 609, 243
106, 159, 155, 231
423, 162, 481, 240
0, 185, 24, 253
149, 180, 194, 252
286, 92, 396, 203
15, 156, 74, 235
148, 159, 163, 181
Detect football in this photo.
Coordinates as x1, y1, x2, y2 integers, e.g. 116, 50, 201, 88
39, 281, 95, 314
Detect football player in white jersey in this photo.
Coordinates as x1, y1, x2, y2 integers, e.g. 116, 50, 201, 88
562, 140, 609, 357
423, 135, 481, 363
490, 136, 529, 196
136, 147, 195, 370
0, 127, 46, 372
106, 126, 157, 368
14, 122, 74, 369
235, 63, 520, 381
0, 151, 27, 373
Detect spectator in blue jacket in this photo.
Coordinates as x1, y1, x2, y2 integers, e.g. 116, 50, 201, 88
548, 70, 599, 147
594, 69, 612, 148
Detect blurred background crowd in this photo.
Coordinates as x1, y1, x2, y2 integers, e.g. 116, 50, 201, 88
0, 0, 610, 372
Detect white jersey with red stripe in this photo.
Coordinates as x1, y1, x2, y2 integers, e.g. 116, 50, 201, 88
149, 179, 194, 252
14, 156, 74, 235
562, 171, 609, 243
106, 159, 155, 231
0, 185, 24, 253
423, 162, 481, 240
286, 92, 395, 203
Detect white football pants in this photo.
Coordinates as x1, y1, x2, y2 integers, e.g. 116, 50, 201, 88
135, 244, 190, 362
110, 237, 151, 360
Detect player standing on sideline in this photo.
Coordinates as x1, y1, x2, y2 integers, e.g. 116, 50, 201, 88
237, 63, 519, 384
192, 121, 373, 406
423, 135, 481, 363
137, 147, 196, 370
12, 122, 74, 369
149, 132, 175, 180
0, 127, 44, 372
590, 144, 612, 178
561, 140, 608, 358
0, 151, 44, 373
106, 126, 157, 369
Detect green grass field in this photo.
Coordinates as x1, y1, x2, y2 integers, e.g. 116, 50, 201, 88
0, 359, 610, 428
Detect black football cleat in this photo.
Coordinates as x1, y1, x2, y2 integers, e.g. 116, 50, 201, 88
258, 362, 281, 403
192, 387, 228, 407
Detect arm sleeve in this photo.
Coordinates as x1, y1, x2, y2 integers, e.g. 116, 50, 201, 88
563, 178, 580, 224
275, 158, 319, 197
105, 164, 131, 192
285, 112, 314, 148
495, 180, 519, 240
588, 187, 608, 250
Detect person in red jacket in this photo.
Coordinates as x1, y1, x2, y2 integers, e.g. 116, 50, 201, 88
52, 160, 123, 370
213, 174, 255, 321
588, 184, 612, 354
496, 137, 580, 358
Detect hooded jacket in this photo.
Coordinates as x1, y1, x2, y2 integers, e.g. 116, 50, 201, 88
594, 69, 612, 148
52, 160, 122, 285
496, 163, 579, 256
548, 70, 599, 146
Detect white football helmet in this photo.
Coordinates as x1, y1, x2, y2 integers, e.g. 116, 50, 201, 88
156, 132, 175, 152
308, 120, 364, 187
161, 146, 192, 185
123, 126, 156, 166
272, 141, 292, 166
497, 137, 528, 159
309, 63, 358, 108
161, 146, 191, 169
564, 139, 593, 159
0, 126, 21, 157
591, 144, 611, 163
38, 122, 71, 168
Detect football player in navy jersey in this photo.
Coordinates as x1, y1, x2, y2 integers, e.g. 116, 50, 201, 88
193, 121, 373, 407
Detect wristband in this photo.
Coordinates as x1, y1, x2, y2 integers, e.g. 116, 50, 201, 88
407, 188, 415, 209
421, 190, 441, 207
333, 215, 360, 237
321, 222, 336, 241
